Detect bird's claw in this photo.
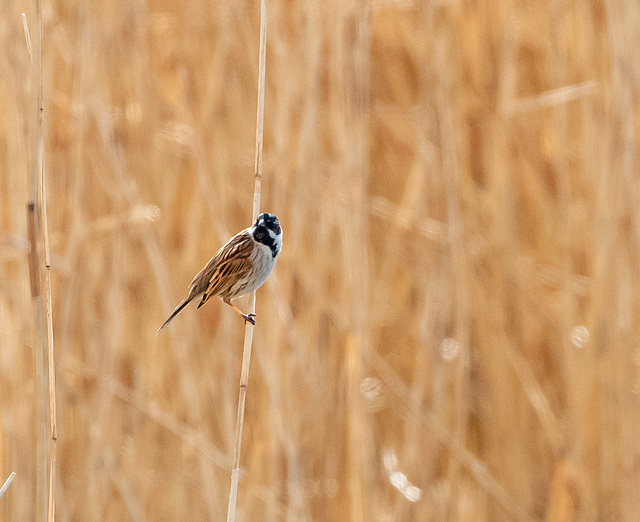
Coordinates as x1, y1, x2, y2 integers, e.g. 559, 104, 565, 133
243, 313, 256, 326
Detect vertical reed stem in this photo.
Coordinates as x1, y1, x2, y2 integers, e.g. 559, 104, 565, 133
25, 1, 56, 519
226, 0, 267, 520
43, 144, 57, 522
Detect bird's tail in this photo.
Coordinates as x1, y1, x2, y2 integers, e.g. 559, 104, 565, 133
157, 298, 193, 334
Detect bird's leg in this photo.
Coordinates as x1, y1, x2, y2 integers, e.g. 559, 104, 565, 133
223, 298, 256, 325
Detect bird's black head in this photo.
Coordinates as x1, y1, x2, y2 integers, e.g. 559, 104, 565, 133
252, 213, 282, 257
254, 213, 281, 236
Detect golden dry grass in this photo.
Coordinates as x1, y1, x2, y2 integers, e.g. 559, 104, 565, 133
2, 0, 640, 520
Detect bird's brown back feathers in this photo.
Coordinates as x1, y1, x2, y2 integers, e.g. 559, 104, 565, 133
188, 229, 255, 305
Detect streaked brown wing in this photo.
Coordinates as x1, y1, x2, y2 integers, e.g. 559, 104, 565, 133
194, 229, 254, 303
186, 257, 215, 297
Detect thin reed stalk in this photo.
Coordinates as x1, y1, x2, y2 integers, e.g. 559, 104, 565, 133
0, 473, 17, 500
24, 3, 56, 520
42, 141, 57, 522
226, 0, 267, 520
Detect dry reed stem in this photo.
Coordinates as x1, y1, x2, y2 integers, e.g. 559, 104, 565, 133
24, 3, 55, 520
41, 82, 57, 522
226, 0, 268, 519
0, 473, 16, 500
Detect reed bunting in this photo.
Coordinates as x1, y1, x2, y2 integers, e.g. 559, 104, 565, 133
158, 213, 282, 332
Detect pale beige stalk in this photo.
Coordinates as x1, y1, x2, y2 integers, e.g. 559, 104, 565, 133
24, 2, 56, 520
226, 0, 267, 520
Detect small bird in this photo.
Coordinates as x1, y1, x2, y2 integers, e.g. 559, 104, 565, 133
158, 213, 282, 333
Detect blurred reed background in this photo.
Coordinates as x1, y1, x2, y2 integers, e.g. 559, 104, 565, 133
2, 0, 640, 519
